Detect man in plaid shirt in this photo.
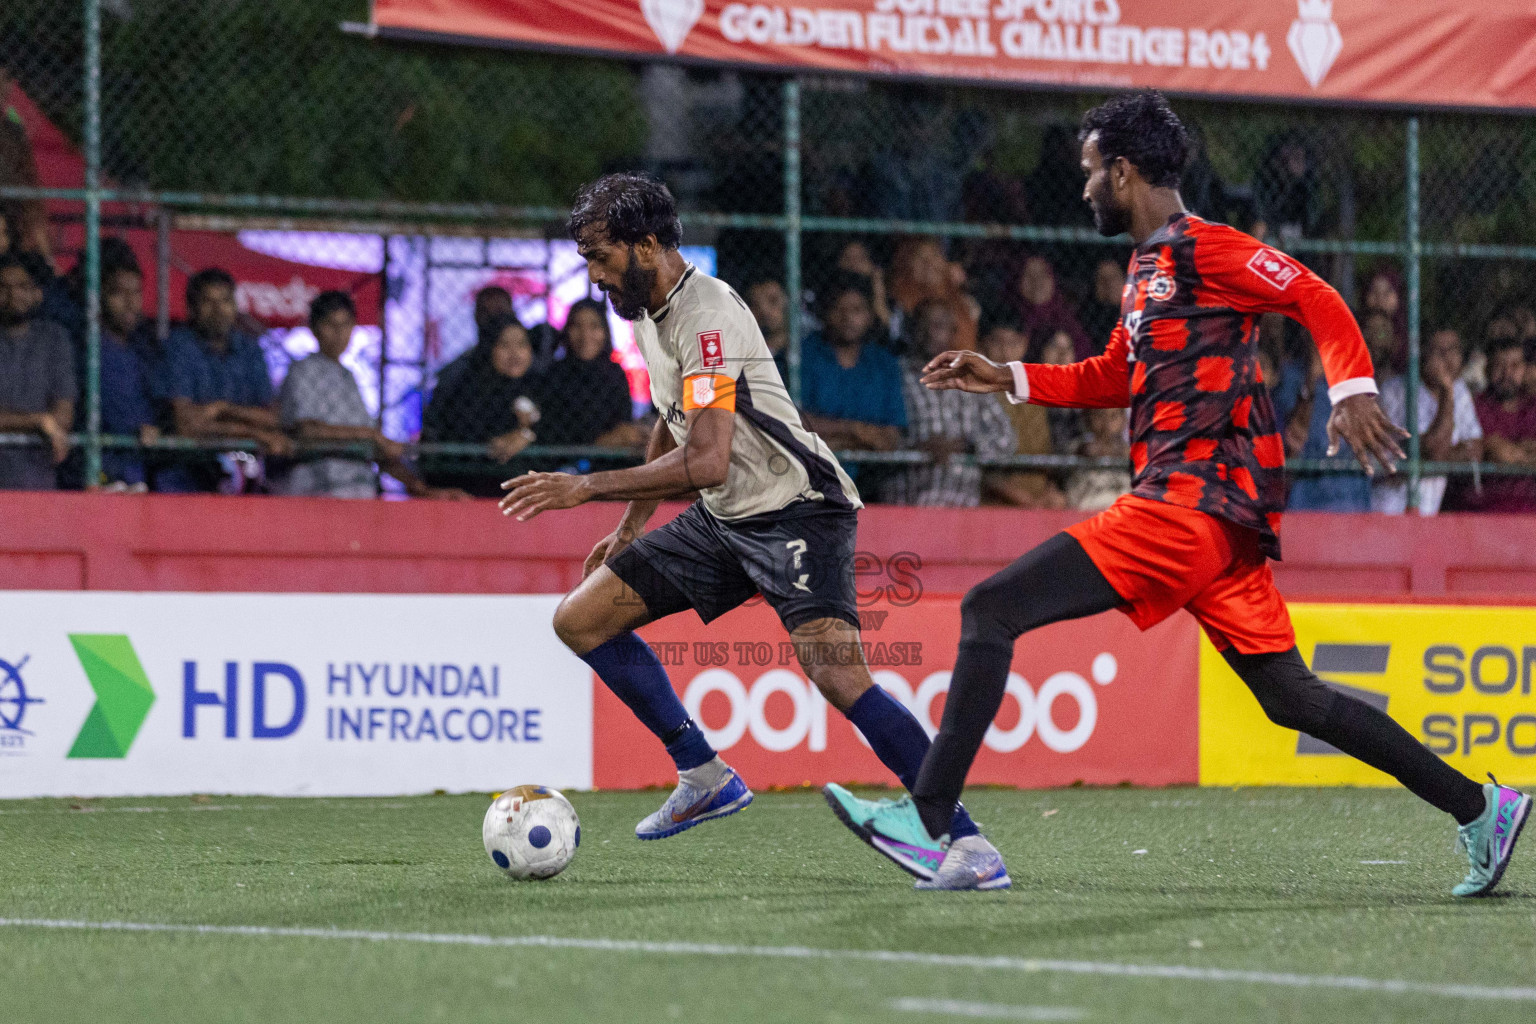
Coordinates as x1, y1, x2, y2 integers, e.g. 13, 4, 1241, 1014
882, 298, 1015, 506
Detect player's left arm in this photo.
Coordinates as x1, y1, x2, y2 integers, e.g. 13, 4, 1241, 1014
1193, 226, 1407, 476
498, 406, 733, 521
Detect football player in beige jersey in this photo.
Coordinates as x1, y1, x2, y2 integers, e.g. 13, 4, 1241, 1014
499, 174, 1006, 887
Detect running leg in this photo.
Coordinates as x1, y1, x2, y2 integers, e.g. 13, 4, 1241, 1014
1222, 646, 1486, 823
911, 532, 1124, 839
792, 616, 978, 839
552, 565, 716, 772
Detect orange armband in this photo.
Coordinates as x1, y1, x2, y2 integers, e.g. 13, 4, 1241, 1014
682, 373, 737, 412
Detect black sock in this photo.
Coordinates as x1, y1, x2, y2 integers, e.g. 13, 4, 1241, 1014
912, 533, 1123, 840
1224, 647, 1487, 825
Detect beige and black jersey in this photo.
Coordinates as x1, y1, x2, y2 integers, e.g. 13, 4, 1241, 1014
634, 265, 861, 521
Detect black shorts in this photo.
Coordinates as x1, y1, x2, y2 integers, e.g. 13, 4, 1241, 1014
609, 500, 859, 633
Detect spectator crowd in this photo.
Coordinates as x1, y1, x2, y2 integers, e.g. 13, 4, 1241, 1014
2, 94, 1534, 513
5, 215, 1536, 515
0, 225, 652, 499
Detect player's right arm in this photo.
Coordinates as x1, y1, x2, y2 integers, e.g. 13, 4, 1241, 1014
921, 322, 1132, 409
583, 416, 676, 577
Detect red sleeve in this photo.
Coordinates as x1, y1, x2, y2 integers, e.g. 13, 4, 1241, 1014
1025, 320, 1132, 409
1190, 223, 1374, 391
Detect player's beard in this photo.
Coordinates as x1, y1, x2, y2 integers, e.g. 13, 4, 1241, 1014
604, 247, 658, 321
1089, 179, 1130, 238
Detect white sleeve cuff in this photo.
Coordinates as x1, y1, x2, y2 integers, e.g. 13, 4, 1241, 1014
1005, 360, 1030, 404
1328, 376, 1378, 405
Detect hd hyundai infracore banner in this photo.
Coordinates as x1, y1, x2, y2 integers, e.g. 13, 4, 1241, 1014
369, 0, 1536, 110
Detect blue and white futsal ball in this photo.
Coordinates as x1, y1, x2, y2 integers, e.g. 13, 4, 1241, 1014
483, 785, 580, 880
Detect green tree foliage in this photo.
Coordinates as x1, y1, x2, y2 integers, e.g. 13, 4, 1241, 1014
2, 0, 645, 205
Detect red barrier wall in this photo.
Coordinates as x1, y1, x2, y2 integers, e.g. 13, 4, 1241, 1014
597, 600, 1199, 790
2, 492, 1536, 601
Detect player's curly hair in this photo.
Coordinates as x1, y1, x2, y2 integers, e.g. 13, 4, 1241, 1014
1078, 91, 1189, 189
567, 172, 683, 250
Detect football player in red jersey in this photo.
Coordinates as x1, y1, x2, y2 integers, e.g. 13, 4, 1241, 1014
824, 92, 1529, 896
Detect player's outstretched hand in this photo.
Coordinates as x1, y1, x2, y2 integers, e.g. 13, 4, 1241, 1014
920, 350, 1014, 394
498, 471, 592, 521
1327, 393, 1409, 477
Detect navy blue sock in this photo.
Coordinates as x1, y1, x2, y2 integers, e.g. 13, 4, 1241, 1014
580, 632, 715, 771
846, 685, 979, 839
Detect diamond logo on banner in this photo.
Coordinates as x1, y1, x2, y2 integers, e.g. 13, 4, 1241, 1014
640, 0, 703, 54
67, 634, 155, 759
1287, 0, 1343, 89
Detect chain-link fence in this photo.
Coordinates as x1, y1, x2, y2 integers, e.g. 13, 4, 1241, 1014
2, 0, 1535, 510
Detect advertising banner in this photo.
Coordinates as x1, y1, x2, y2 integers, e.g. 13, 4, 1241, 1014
1200, 604, 1536, 788
11, 590, 1530, 797
0, 593, 592, 797
372, 0, 1536, 111
594, 596, 1199, 789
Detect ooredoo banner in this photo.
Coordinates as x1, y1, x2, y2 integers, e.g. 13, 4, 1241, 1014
0, 593, 592, 797
594, 597, 1199, 789
1200, 604, 1536, 788
371, 0, 1536, 111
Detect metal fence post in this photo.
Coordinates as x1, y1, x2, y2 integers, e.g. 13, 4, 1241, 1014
782, 77, 802, 404
155, 209, 172, 340
377, 235, 390, 430
83, 0, 103, 488
1405, 116, 1421, 510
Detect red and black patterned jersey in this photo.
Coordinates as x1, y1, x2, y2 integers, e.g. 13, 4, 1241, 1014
1019, 213, 1374, 559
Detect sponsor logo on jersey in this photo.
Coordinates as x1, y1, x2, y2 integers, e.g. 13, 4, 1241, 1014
698, 330, 725, 369
1246, 249, 1302, 291
1124, 309, 1144, 353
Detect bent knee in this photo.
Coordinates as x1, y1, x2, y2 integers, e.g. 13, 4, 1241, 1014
1255, 690, 1331, 734
959, 579, 1013, 643
552, 594, 599, 654
1257, 700, 1310, 733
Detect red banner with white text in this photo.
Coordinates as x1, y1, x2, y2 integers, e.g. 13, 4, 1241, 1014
592, 596, 1198, 790
373, 0, 1536, 111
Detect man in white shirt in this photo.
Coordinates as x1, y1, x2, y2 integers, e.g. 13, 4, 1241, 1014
1372, 328, 1483, 515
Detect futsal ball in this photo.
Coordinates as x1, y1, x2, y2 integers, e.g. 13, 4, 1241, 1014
482, 785, 580, 880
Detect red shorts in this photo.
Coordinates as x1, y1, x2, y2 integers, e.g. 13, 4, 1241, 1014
1066, 494, 1296, 655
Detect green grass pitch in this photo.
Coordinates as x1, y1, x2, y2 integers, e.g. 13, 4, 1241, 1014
1, 787, 1532, 1023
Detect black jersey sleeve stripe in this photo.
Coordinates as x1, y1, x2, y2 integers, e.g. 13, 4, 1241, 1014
733, 373, 854, 510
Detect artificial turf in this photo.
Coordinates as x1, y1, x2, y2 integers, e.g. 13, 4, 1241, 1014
1, 787, 1531, 1023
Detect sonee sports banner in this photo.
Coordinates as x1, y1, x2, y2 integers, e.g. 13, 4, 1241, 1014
1201, 604, 1536, 788
369, 0, 1536, 111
